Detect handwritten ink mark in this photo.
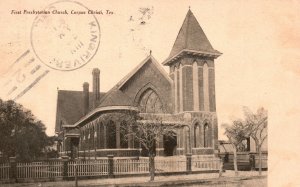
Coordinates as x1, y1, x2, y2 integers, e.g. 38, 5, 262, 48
13, 69, 26, 83
24, 58, 35, 68
30, 65, 41, 75
7, 86, 17, 96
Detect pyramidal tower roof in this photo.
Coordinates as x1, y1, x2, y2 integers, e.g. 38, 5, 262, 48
163, 9, 221, 65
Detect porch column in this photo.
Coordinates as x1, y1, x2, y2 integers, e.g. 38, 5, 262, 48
88, 127, 91, 159
128, 125, 133, 148
187, 125, 192, 154
176, 128, 183, 155
116, 122, 120, 149
183, 125, 191, 155
103, 124, 107, 149
94, 123, 97, 159
96, 123, 100, 149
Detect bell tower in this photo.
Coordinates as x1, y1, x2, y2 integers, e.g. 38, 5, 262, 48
163, 9, 222, 114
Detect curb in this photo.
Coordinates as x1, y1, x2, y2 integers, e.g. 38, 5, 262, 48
79, 175, 267, 187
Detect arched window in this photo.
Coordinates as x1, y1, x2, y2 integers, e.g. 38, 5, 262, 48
106, 121, 116, 149
139, 89, 164, 113
85, 129, 89, 149
99, 124, 105, 148
203, 123, 209, 147
120, 121, 128, 148
194, 123, 200, 148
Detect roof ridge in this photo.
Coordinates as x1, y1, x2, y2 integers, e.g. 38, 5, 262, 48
184, 9, 191, 50
58, 90, 106, 94
117, 55, 172, 89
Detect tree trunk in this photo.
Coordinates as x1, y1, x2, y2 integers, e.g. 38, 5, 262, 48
149, 154, 155, 181
258, 146, 262, 175
233, 147, 238, 176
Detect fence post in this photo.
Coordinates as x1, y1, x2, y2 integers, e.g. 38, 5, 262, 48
249, 153, 255, 170
9, 157, 17, 182
218, 158, 223, 177
107, 155, 114, 178
186, 153, 192, 174
74, 159, 78, 187
62, 158, 69, 180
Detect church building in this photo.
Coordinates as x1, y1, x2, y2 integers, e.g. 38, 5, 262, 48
55, 9, 222, 158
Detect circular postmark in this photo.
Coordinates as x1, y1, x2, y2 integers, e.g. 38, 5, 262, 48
31, 1, 100, 71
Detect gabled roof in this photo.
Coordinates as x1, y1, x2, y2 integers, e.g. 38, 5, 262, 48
98, 88, 133, 107
55, 90, 106, 132
117, 55, 172, 89
93, 55, 170, 109
163, 9, 221, 65
68, 55, 172, 127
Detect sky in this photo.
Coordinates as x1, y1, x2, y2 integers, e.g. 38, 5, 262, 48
1, 1, 300, 185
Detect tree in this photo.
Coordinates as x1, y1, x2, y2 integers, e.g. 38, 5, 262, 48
222, 120, 248, 176
243, 107, 268, 175
0, 99, 52, 162
44, 135, 59, 160
125, 117, 175, 181
95, 111, 175, 181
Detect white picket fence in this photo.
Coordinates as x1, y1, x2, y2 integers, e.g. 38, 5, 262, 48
68, 159, 109, 177
0, 156, 222, 181
114, 159, 149, 174
0, 163, 10, 180
17, 162, 63, 179
254, 156, 268, 169
192, 158, 221, 171
155, 157, 186, 172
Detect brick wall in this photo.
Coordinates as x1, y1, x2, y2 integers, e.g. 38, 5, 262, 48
209, 68, 216, 112
182, 65, 193, 111
120, 60, 172, 113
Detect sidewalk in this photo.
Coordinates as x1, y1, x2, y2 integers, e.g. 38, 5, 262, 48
1, 171, 267, 187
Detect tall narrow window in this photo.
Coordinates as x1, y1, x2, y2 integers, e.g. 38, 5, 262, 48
97, 124, 100, 149
120, 121, 128, 148
107, 121, 116, 149
194, 123, 200, 148
204, 123, 209, 147
100, 124, 105, 149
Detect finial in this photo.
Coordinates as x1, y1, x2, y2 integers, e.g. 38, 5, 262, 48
150, 50, 152, 55
189, 6, 190, 10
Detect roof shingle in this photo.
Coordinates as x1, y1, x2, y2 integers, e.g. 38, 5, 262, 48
168, 9, 218, 58
55, 90, 106, 132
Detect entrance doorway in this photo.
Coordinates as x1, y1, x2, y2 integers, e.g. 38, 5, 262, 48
163, 134, 177, 156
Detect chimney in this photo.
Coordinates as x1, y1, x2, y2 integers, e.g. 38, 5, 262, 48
83, 82, 89, 115
92, 68, 100, 108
